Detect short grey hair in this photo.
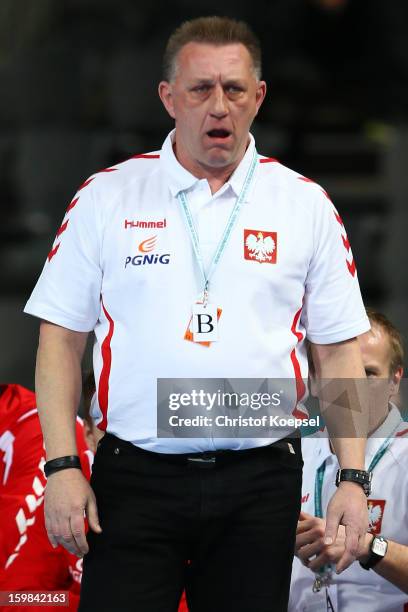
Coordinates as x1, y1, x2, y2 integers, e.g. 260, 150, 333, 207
163, 16, 262, 82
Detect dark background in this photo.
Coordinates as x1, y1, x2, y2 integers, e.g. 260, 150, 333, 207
1, 0, 408, 387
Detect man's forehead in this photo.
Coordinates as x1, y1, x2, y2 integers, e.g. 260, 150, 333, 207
359, 325, 391, 358
365, 324, 387, 345
176, 42, 253, 76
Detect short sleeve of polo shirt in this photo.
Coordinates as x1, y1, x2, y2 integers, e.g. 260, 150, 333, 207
24, 178, 102, 332
302, 190, 370, 344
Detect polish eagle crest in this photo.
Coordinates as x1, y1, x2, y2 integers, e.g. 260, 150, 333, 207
245, 231, 276, 263
367, 500, 385, 534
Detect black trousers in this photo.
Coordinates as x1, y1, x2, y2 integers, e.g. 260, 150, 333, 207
79, 434, 302, 612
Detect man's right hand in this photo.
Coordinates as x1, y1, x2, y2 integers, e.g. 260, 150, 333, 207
44, 468, 102, 557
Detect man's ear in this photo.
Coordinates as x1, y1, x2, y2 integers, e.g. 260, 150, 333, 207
390, 365, 403, 397
255, 80, 267, 114
158, 81, 176, 119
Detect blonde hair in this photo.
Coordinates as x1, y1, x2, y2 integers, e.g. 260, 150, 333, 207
365, 308, 404, 375
306, 309, 404, 377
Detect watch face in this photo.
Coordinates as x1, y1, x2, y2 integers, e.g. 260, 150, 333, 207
372, 538, 388, 557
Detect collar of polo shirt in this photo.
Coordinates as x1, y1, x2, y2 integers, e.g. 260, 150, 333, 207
162, 128, 257, 199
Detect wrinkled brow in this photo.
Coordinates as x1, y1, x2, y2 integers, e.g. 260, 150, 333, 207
189, 77, 246, 86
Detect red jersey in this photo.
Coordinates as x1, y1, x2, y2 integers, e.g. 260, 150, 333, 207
0, 384, 189, 611
0, 384, 92, 611
179, 590, 189, 611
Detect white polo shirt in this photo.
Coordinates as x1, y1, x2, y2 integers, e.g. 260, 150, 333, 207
289, 405, 408, 612
24, 130, 369, 452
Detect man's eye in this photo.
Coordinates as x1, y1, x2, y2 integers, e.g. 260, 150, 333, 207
226, 86, 242, 94
193, 85, 210, 93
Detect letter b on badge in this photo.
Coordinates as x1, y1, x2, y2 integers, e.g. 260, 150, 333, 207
192, 304, 218, 342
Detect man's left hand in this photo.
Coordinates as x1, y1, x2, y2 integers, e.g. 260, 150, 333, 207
324, 481, 369, 573
296, 512, 373, 572
296, 512, 346, 571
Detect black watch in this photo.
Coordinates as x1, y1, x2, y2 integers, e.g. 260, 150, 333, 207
360, 535, 388, 570
335, 468, 372, 496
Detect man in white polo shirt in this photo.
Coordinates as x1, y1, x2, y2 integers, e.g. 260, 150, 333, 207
25, 16, 371, 612
289, 310, 408, 611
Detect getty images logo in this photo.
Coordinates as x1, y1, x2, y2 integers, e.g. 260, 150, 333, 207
125, 235, 171, 268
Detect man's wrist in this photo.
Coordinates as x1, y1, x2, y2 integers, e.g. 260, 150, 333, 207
359, 535, 388, 570
44, 455, 82, 478
335, 468, 372, 496
337, 480, 369, 497
357, 533, 374, 564
337, 479, 367, 490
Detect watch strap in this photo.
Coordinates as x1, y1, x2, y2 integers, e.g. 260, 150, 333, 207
360, 535, 388, 570
335, 468, 372, 496
44, 455, 81, 478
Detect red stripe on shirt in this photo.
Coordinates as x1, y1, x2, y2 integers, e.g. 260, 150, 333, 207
298, 177, 332, 202
290, 305, 306, 404
299, 176, 315, 184
346, 258, 356, 277
97, 300, 115, 432
290, 349, 306, 405
342, 235, 351, 251
321, 188, 332, 202
78, 177, 94, 191
56, 219, 69, 238
396, 428, 408, 437
259, 157, 279, 163
47, 243, 60, 262
131, 154, 160, 159
66, 197, 79, 214
291, 306, 303, 343
292, 404, 308, 419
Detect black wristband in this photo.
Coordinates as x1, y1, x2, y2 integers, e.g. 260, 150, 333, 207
335, 468, 372, 496
44, 455, 82, 478
360, 535, 388, 570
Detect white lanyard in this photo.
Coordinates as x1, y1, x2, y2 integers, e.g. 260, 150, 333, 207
177, 148, 258, 304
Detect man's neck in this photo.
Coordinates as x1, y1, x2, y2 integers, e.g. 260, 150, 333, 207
173, 141, 246, 195
367, 406, 392, 438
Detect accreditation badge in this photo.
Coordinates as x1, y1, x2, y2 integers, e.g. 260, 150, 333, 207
192, 303, 218, 341
184, 302, 222, 346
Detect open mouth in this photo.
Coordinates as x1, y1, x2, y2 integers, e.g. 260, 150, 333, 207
206, 129, 231, 139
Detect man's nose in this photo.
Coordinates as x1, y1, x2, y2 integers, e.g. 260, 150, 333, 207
209, 85, 228, 117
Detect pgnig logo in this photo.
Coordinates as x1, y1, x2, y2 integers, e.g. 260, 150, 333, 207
125, 253, 170, 267
125, 235, 170, 268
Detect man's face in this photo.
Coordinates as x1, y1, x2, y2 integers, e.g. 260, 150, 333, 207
358, 324, 402, 432
159, 42, 266, 172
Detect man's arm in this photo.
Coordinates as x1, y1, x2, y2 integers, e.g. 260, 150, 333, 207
296, 513, 408, 594
360, 537, 408, 594
310, 338, 369, 573
36, 321, 101, 557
